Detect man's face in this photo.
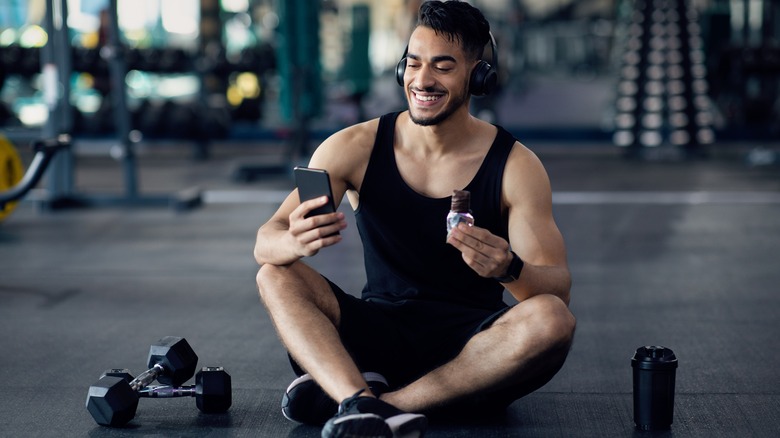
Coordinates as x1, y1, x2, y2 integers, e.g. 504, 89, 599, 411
402, 26, 473, 126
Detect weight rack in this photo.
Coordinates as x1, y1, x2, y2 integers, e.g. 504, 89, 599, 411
612, 0, 717, 160
7, 0, 202, 211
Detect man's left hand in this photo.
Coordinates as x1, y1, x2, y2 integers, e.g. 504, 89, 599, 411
447, 222, 513, 278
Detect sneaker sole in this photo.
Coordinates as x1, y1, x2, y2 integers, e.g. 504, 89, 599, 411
282, 373, 391, 425
322, 413, 392, 438
386, 413, 428, 438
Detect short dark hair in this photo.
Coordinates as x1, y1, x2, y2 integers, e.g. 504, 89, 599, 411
416, 0, 491, 61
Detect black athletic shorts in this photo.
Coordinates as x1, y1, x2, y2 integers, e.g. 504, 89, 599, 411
290, 277, 511, 390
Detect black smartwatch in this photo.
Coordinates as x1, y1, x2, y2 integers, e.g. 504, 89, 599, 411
492, 251, 524, 283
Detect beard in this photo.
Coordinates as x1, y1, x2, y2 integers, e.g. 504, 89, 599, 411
409, 84, 469, 126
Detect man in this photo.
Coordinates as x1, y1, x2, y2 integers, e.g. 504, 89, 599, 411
254, 1, 575, 437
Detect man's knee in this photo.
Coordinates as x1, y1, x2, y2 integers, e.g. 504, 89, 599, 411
256, 263, 285, 302
538, 294, 575, 347
511, 294, 576, 354
256, 263, 306, 308
534, 295, 576, 351
256, 262, 341, 324
496, 295, 575, 399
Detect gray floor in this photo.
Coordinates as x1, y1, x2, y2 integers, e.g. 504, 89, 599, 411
1, 141, 779, 437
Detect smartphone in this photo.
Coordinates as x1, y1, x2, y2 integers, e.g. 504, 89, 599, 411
294, 166, 338, 219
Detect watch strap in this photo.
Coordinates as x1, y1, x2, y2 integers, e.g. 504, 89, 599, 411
492, 251, 524, 283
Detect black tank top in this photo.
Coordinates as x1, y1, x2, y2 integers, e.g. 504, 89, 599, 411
356, 111, 516, 311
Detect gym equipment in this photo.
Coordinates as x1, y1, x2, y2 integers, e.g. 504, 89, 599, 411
86, 375, 142, 427
704, 1, 780, 138
396, 31, 498, 96
101, 367, 232, 414
86, 336, 199, 427
232, 0, 322, 180
101, 368, 134, 382
612, 0, 716, 159
30, 0, 203, 211
0, 135, 69, 220
142, 336, 199, 387
139, 367, 232, 413
0, 135, 24, 221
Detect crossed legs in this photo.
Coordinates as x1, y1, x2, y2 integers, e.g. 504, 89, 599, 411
256, 261, 369, 403
257, 261, 576, 413
382, 293, 576, 412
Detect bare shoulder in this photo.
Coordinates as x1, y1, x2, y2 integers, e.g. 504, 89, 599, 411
309, 118, 381, 190
502, 141, 553, 210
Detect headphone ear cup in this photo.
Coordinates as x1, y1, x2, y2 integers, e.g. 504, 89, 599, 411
469, 61, 497, 96
396, 57, 407, 87
481, 64, 498, 96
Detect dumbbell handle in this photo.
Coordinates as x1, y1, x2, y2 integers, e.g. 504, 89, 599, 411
129, 363, 165, 392
139, 385, 196, 398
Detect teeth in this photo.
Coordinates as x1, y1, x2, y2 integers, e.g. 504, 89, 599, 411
415, 93, 440, 102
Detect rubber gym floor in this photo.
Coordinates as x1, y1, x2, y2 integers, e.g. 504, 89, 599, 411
0, 140, 778, 437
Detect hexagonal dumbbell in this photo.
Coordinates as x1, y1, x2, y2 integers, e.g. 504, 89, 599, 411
139, 367, 232, 413
86, 336, 199, 427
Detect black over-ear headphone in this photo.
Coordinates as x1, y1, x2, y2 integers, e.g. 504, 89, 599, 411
395, 31, 498, 96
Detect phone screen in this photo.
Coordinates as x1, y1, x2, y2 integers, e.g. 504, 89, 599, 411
294, 166, 337, 218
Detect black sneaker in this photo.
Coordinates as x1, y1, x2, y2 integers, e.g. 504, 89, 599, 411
321, 390, 427, 438
282, 372, 390, 425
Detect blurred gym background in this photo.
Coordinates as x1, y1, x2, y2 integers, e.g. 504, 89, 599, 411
1, 1, 777, 169
1, 2, 779, 435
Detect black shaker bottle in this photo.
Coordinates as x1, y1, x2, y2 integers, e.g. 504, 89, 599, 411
631, 346, 678, 430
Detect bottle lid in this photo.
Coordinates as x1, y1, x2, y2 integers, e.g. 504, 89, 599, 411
631, 346, 678, 370
450, 190, 471, 213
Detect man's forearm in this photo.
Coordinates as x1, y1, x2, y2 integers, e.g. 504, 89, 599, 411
505, 264, 571, 305
254, 224, 300, 267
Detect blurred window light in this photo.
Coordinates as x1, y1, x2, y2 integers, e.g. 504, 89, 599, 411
236, 72, 260, 99
125, 70, 198, 99
0, 28, 18, 46
73, 90, 102, 113
126, 70, 154, 98
222, 0, 249, 13
225, 13, 253, 51
18, 102, 49, 126
66, 0, 101, 34
118, 0, 160, 32
227, 72, 260, 106
262, 11, 279, 30
161, 0, 199, 35
19, 25, 48, 47
73, 0, 106, 14
155, 74, 199, 98
227, 85, 242, 106
747, 0, 763, 45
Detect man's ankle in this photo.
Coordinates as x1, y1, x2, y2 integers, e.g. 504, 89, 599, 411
340, 387, 375, 404
377, 391, 401, 409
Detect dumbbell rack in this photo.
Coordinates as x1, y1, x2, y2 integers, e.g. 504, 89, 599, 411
31, 0, 201, 211
612, 0, 716, 160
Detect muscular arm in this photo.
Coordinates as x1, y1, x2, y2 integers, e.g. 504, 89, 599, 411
253, 192, 347, 266
253, 120, 376, 267
447, 142, 571, 305
502, 144, 570, 304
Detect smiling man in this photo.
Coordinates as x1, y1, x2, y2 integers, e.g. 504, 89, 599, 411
254, 1, 575, 437
404, 27, 471, 127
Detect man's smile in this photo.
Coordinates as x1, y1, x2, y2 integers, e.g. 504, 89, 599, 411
411, 90, 445, 105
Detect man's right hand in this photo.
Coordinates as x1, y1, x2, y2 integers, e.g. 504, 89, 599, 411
287, 196, 348, 258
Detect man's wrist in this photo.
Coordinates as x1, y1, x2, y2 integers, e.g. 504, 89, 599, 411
492, 251, 524, 283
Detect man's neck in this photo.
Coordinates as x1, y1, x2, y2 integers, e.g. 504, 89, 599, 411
404, 108, 482, 156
